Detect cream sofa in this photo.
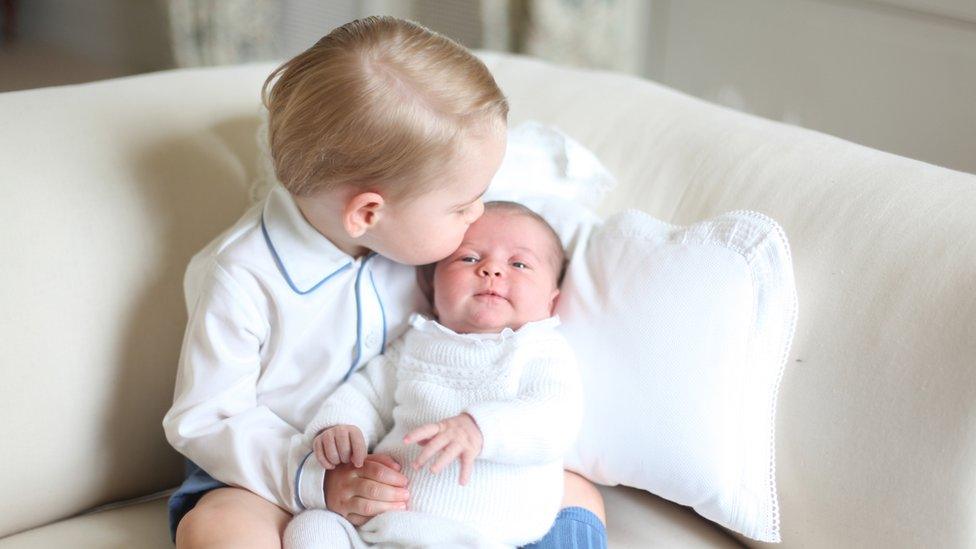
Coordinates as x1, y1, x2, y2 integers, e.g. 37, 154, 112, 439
2, 51, 975, 548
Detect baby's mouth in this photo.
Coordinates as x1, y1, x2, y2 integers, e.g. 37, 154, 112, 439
474, 290, 508, 302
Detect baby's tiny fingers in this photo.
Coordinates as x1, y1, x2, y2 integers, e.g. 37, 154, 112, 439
429, 443, 462, 475
336, 430, 352, 463
313, 438, 332, 470
351, 434, 367, 468
459, 452, 475, 485
404, 423, 439, 444
324, 435, 341, 466
413, 435, 450, 470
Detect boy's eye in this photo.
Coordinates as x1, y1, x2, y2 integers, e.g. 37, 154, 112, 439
512, 261, 529, 269
460, 256, 478, 263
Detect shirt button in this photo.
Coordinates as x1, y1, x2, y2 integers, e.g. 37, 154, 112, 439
365, 331, 379, 349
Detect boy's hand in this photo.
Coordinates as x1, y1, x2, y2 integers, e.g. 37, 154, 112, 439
403, 413, 483, 485
325, 454, 409, 526
313, 425, 367, 469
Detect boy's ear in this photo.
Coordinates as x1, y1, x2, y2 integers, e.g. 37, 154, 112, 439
342, 192, 385, 238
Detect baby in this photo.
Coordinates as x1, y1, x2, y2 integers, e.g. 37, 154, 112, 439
284, 201, 583, 548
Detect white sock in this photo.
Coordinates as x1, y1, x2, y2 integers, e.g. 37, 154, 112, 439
283, 509, 362, 549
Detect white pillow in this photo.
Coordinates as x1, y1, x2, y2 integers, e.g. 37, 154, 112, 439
555, 209, 796, 543
486, 120, 617, 207
482, 120, 614, 259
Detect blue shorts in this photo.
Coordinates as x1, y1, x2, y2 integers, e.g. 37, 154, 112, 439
167, 460, 227, 542
166, 461, 607, 548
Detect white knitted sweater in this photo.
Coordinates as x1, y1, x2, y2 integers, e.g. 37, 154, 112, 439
304, 313, 583, 546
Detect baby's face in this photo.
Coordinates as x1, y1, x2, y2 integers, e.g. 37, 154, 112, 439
432, 210, 561, 334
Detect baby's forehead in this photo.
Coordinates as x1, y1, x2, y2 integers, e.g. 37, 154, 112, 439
465, 210, 565, 271
472, 211, 554, 247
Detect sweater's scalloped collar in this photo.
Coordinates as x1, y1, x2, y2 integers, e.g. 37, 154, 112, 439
408, 313, 560, 344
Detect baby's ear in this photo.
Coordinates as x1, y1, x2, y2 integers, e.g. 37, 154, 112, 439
343, 191, 385, 238
415, 263, 437, 307
548, 288, 560, 314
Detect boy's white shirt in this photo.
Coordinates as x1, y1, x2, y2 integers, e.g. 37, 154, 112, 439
162, 184, 428, 514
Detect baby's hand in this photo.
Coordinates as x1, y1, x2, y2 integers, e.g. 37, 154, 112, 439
403, 413, 483, 485
313, 425, 367, 469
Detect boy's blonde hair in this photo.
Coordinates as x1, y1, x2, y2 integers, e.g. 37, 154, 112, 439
262, 16, 509, 199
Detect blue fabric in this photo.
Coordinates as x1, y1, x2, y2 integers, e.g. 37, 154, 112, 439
167, 460, 227, 542
522, 506, 608, 549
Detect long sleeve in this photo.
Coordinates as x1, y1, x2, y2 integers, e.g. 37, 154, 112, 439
304, 345, 400, 450
162, 261, 314, 514
464, 335, 583, 465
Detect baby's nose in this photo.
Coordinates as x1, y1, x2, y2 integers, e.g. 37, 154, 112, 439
479, 266, 502, 277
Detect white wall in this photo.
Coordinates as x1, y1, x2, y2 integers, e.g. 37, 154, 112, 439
640, 0, 976, 174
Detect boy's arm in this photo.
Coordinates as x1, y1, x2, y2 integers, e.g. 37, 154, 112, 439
305, 345, 399, 451
163, 262, 321, 514
296, 346, 400, 509
464, 335, 583, 465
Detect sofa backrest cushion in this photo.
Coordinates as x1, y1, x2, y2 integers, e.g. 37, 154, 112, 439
0, 64, 273, 536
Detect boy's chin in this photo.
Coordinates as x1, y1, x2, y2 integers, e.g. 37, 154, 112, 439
369, 243, 453, 267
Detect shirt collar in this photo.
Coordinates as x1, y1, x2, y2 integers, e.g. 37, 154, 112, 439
261, 184, 354, 294
408, 312, 561, 341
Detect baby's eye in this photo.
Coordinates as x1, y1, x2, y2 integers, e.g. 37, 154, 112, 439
512, 261, 529, 269
460, 256, 479, 263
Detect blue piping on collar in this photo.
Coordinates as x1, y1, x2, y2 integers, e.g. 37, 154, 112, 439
345, 252, 377, 382
261, 214, 352, 295
369, 269, 388, 354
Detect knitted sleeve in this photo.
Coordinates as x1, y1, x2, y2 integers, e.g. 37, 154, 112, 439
464, 334, 583, 465
304, 342, 400, 451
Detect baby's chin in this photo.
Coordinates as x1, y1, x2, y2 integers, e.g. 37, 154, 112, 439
439, 307, 549, 335
433, 305, 507, 334
438, 316, 510, 334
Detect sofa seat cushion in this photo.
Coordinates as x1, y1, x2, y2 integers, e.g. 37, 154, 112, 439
598, 485, 742, 547
0, 487, 739, 548
0, 498, 172, 549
